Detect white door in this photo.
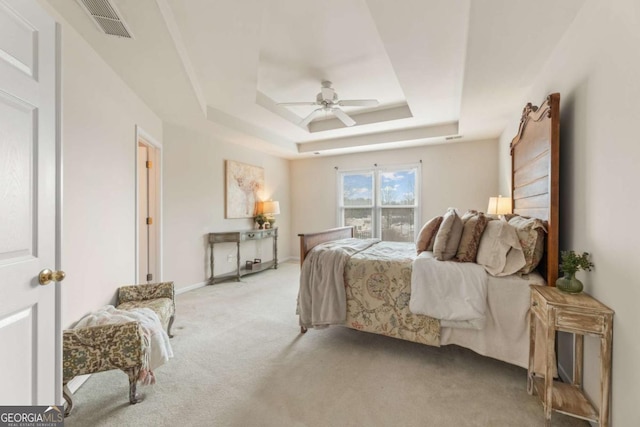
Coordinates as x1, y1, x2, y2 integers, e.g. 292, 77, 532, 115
0, 0, 60, 405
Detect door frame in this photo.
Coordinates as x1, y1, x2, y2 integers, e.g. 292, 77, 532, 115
54, 21, 63, 405
134, 125, 162, 283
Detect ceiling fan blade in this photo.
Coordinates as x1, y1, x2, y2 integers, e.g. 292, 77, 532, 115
299, 108, 323, 127
338, 99, 379, 107
331, 108, 356, 127
278, 101, 318, 106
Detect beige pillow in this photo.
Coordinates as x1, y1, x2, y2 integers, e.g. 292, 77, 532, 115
416, 216, 443, 254
460, 210, 479, 224
433, 209, 463, 261
508, 216, 547, 274
502, 213, 519, 222
456, 212, 489, 262
476, 220, 526, 276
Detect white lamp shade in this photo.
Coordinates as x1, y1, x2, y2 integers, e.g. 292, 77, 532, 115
262, 200, 280, 215
487, 196, 512, 215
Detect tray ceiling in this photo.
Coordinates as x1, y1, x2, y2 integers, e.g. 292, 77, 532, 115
45, 0, 585, 158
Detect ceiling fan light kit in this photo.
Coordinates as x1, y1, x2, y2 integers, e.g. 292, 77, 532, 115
278, 81, 379, 128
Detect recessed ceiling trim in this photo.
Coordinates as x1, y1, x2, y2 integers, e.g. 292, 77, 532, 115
298, 122, 459, 153
207, 105, 296, 152
156, 0, 207, 116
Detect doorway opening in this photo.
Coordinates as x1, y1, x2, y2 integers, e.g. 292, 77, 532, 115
136, 127, 162, 283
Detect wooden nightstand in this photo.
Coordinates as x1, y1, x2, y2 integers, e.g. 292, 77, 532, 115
528, 285, 614, 426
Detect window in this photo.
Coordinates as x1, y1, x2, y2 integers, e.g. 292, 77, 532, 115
338, 164, 420, 242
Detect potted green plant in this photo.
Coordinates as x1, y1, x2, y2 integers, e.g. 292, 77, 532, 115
556, 250, 594, 293
254, 213, 267, 229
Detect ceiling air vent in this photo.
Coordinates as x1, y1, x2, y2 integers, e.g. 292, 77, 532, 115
77, 0, 134, 39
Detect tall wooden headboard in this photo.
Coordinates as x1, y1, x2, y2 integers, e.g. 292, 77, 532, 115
510, 93, 560, 286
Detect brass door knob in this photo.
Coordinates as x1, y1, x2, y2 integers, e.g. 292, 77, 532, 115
39, 269, 66, 286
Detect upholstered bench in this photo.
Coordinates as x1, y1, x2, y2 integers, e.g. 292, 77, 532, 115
62, 281, 175, 416
62, 321, 148, 416
116, 281, 175, 337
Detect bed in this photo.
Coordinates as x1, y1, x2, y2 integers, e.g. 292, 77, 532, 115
297, 93, 560, 369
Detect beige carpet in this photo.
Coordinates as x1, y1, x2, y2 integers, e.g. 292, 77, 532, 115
66, 261, 587, 427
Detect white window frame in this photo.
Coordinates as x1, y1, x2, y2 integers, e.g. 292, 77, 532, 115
337, 163, 421, 241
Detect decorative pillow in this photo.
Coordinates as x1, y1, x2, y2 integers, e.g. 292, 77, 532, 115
508, 216, 547, 274
416, 216, 443, 254
433, 209, 463, 261
502, 213, 519, 222
455, 212, 489, 262
486, 213, 517, 221
476, 220, 526, 276
460, 210, 478, 224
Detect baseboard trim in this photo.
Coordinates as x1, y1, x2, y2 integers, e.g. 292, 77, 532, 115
67, 374, 91, 394
176, 281, 207, 295
175, 260, 297, 295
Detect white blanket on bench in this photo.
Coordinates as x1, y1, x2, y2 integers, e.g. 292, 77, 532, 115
74, 305, 173, 383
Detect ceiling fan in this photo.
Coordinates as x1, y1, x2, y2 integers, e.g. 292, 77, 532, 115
278, 81, 379, 127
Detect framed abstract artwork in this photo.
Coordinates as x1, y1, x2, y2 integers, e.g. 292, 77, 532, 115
225, 160, 264, 218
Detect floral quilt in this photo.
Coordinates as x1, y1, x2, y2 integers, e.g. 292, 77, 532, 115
344, 242, 440, 346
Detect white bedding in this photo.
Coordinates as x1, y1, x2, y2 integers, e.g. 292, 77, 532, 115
299, 239, 550, 370
410, 252, 488, 329
440, 271, 547, 369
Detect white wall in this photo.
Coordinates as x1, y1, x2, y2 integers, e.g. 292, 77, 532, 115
290, 139, 499, 256
498, 1, 640, 423
162, 123, 291, 291
39, 1, 292, 324
43, 6, 164, 328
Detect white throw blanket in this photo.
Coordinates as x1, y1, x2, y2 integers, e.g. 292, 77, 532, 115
410, 252, 488, 329
297, 238, 379, 328
74, 305, 174, 384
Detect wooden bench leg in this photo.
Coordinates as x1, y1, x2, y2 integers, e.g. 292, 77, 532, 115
127, 368, 143, 404
167, 315, 175, 338
63, 384, 73, 417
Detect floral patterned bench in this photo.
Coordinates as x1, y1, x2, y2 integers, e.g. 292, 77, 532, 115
62, 282, 175, 416
116, 281, 175, 338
